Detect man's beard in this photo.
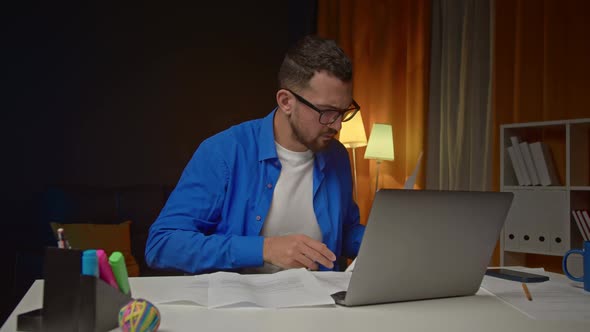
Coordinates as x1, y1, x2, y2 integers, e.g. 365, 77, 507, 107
289, 116, 337, 152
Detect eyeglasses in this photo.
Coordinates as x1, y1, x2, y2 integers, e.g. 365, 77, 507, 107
284, 89, 361, 125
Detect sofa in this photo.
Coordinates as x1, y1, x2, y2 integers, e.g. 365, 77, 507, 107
36, 184, 183, 277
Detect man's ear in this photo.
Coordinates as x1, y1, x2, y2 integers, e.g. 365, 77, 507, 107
276, 89, 294, 115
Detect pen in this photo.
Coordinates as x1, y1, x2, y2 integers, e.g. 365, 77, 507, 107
521, 283, 532, 301
57, 228, 65, 249
57, 227, 72, 249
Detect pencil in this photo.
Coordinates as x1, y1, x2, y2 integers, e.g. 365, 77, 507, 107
57, 228, 65, 249
521, 283, 532, 301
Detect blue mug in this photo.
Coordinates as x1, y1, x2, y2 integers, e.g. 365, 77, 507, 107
562, 241, 590, 292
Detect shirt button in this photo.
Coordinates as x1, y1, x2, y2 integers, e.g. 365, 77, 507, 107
274, 161, 279, 167
256, 216, 262, 221
266, 183, 272, 189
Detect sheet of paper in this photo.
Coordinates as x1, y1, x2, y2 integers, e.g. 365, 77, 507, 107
312, 271, 351, 295
142, 275, 209, 305
481, 268, 590, 321
208, 268, 335, 308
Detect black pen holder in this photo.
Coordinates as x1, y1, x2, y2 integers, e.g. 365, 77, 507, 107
17, 247, 132, 332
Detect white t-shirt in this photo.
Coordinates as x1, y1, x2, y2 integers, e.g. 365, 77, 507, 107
251, 142, 322, 273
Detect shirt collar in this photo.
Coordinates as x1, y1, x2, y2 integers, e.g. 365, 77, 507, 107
258, 108, 279, 162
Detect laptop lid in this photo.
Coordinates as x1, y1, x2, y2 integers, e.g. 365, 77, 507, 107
342, 189, 513, 306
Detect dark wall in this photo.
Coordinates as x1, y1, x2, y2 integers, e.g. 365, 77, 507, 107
5, 3, 288, 194
1, 1, 317, 325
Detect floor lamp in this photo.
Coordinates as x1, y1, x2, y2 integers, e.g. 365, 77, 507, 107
364, 123, 394, 193
339, 111, 367, 201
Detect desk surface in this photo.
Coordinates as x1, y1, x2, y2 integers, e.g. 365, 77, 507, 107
3, 273, 589, 332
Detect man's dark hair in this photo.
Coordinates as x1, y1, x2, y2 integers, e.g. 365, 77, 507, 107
278, 35, 352, 91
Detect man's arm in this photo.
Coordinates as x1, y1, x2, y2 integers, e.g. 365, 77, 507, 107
342, 198, 365, 258
145, 139, 263, 274
339, 147, 365, 258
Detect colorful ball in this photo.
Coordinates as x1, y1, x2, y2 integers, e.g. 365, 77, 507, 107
118, 298, 161, 332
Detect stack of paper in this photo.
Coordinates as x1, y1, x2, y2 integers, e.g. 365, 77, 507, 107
149, 268, 349, 309
208, 268, 335, 308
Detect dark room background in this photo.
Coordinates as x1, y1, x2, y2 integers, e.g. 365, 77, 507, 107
1, 1, 317, 324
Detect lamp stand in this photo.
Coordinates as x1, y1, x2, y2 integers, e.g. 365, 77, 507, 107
375, 160, 382, 193
351, 147, 359, 201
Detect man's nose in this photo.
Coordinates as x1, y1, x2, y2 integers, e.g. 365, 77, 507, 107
328, 116, 343, 131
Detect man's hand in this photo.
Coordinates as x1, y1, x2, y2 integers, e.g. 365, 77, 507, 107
263, 234, 336, 270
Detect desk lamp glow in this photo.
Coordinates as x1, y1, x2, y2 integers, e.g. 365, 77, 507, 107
339, 111, 367, 201
364, 123, 394, 193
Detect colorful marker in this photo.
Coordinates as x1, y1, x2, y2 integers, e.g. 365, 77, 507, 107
109, 251, 131, 295
82, 250, 99, 277
97, 249, 119, 290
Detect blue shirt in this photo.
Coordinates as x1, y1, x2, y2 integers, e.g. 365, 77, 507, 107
145, 109, 365, 274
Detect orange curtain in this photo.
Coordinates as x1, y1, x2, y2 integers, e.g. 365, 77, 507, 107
318, 0, 431, 225
493, 0, 590, 189
493, 0, 590, 269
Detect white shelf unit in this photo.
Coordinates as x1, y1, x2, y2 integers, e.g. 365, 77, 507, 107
500, 119, 590, 271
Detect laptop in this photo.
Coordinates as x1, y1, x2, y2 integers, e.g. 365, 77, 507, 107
333, 189, 514, 306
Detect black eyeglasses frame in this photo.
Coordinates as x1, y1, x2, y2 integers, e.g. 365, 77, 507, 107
282, 88, 361, 125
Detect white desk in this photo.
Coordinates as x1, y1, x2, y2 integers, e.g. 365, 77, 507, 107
2, 273, 589, 332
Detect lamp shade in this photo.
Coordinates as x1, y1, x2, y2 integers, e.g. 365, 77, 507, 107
339, 111, 367, 148
364, 123, 394, 161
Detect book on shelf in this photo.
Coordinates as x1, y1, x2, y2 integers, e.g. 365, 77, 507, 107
507, 146, 527, 186
529, 141, 560, 186
572, 210, 589, 241
504, 137, 527, 185
580, 210, 590, 240
518, 142, 540, 185
509, 136, 532, 185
